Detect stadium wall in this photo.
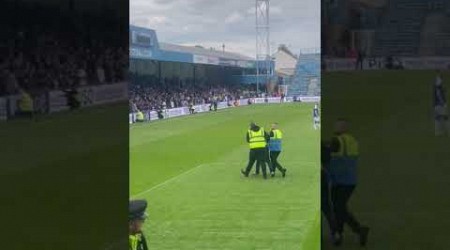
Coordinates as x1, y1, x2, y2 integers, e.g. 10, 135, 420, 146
129, 96, 320, 124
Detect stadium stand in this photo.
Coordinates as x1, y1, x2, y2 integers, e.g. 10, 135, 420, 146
0, 1, 127, 98
129, 73, 258, 112
323, 0, 450, 57
290, 50, 321, 97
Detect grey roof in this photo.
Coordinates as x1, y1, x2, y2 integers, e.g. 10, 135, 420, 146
159, 42, 254, 61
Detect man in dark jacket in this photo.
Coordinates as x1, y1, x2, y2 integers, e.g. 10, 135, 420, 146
241, 122, 270, 179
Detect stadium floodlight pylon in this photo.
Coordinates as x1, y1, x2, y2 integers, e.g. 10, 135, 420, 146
255, 0, 271, 95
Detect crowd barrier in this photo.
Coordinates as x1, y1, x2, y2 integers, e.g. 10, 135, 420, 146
48, 82, 127, 113
129, 96, 319, 124
0, 97, 7, 121
323, 57, 450, 71
0, 82, 127, 121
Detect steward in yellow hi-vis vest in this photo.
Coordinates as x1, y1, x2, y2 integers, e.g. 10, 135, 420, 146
129, 200, 149, 250
136, 111, 145, 123
17, 88, 34, 119
328, 119, 369, 247
268, 123, 287, 177
330, 133, 358, 185
241, 122, 270, 179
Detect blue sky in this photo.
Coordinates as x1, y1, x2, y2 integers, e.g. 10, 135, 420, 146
130, 0, 320, 58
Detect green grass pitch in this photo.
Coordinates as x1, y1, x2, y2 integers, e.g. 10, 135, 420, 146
322, 70, 450, 249
130, 103, 320, 250
0, 103, 129, 249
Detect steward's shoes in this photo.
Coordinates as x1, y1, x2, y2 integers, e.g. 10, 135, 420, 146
282, 169, 287, 178
359, 226, 369, 246
241, 169, 248, 177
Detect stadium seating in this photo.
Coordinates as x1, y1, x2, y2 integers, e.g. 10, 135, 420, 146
289, 51, 320, 97
0, 1, 127, 97
373, 0, 448, 56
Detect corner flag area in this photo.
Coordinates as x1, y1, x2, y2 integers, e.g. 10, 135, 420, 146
322, 70, 450, 249
130, 103, 320, 249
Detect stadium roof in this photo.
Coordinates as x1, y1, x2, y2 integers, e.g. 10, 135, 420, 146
159, 43, 254, 61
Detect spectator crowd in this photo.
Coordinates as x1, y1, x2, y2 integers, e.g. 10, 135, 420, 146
129, 74, 262, 112
0, 0, 127, 97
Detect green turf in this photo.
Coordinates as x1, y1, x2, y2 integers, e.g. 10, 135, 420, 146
130, 103, 320, 250
322, 70, 450, 249
0, 104, 129, 249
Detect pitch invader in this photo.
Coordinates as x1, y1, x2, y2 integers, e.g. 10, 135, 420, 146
313, 103, 320, 130
433, 71, 449, 136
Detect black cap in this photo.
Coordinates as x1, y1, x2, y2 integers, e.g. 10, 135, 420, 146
129, 199, 148, 220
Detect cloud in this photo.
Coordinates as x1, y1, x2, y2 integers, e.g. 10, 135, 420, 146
130, 0, 320, 58
225, 11, 244, 24
271, 6, 283, 15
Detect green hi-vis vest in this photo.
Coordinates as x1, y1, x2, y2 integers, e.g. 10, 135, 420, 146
248, 128, 267, 149
129, 233, 148, 250
19, 91, 33, 112
272, 129, 283, 139
329, 133, 359, 185
136, 111, 144, 121
330, 133, 359, 157
269, 129, 283, 151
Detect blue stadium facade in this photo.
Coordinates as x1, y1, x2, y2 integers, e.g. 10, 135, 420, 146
130, 25, 274, 88
130, 25, 320, 97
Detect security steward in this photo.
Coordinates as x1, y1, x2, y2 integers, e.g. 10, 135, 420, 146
17, 88, 34, 119
241, 122, 270, 179
268, 123, 287, 177
135, 110, 145, 123
329, 118, 369, 246
129, 199, 149, 250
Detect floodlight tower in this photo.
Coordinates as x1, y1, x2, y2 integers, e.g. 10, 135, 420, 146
255, 0, 270, 95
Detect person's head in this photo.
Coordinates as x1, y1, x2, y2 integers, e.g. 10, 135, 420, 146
129, 218, 146, 234
250, 121, 257, 128
129, 200, 148, 234
334, 118, 349, 134
271, 123, 278, 130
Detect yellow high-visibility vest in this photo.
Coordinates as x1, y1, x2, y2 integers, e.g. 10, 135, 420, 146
136, 111, 144, 121
248, 128, 267, 149
330, 133, 359, 158
19, 91, 33, 112
272, 129, 283, 139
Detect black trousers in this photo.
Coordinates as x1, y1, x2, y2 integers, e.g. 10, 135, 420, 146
321, 173, 337, 235
330, 185, 362, 234
269, 151, 284, 172
245, 148, 268, 176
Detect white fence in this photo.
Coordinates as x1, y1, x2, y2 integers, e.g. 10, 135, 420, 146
323, 57, 450, 71
129, 96, 320, 124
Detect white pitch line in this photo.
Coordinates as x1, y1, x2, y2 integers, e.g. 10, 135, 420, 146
131, 162, 224, 198
131, 160, 318, 198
